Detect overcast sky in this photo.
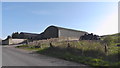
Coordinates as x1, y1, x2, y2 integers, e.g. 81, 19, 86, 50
2, 2, 118, 39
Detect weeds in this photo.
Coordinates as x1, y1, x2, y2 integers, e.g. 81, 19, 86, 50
16, 38, 120, 66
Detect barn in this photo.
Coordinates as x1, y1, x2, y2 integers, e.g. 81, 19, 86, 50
12, 32, 39, 40
36, 25, 88, 40
7, 25, 88, 41
2, 25, 88, 45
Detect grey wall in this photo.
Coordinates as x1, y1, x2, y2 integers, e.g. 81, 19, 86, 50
11, 39, 26, 44
2, 39, 26, 45
58, 29, 87, 39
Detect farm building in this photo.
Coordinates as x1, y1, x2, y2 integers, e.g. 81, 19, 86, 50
12, 32, 39, 40
36, 25, 88, 40
2, 36, 27, 45
6, 25, 88, 42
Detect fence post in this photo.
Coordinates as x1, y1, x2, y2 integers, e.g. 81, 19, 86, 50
26, 40, 28, 45
82, 48, 84, 56
67, 43, 70, 48
104, 44, 108, 55
50, 42, 53, 48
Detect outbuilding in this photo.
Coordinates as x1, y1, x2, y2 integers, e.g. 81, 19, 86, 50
37, 25, 88, 40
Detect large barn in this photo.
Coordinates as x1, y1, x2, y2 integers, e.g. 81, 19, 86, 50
36, 25, 88, 40
9, 25, 88, 40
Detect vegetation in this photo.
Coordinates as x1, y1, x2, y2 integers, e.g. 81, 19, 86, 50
16, 45, 29, 48
16, 33, 120, 67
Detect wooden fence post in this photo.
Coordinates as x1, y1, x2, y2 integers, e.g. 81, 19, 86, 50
50, 42, 53, 48
104, 44, 108, 55
67, 43, 70, 48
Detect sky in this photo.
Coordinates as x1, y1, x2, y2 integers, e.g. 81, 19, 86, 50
2, 2, 118, 39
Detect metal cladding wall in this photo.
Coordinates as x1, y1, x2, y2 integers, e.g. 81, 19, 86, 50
43, 26, 58, 39
58, 28, 87, 39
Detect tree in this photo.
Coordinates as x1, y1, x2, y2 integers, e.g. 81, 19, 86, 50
12, 32, 19, 38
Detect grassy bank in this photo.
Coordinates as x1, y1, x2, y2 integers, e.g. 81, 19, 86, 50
37, 47, 119, 66
15, 33, 120, 67
16, 40, 120, 67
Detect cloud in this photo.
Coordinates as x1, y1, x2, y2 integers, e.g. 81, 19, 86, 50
93, 10, 118, 36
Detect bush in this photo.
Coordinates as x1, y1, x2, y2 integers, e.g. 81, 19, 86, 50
102, 36, 113, 46
113, 37, 120, 43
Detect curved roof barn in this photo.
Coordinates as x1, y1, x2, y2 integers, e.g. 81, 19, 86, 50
11, 25, 88, 40
39, 25, 88, 40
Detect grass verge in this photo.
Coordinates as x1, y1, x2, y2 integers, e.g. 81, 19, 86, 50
37, 47, 120, 66
16, 41, 120, 67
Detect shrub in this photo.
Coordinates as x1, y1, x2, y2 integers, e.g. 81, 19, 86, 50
102, 36, 113, 46
113, 37, 120, 43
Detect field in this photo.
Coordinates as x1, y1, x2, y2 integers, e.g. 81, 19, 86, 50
16, 33, 120, 67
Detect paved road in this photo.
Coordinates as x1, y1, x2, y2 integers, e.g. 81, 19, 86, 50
2, 45, 87, 66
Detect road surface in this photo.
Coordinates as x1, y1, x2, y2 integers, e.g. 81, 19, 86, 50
2, 45, 87, 66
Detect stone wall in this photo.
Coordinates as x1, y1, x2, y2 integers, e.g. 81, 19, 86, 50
11, 39, 27, 44
27, 37, 78, 46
